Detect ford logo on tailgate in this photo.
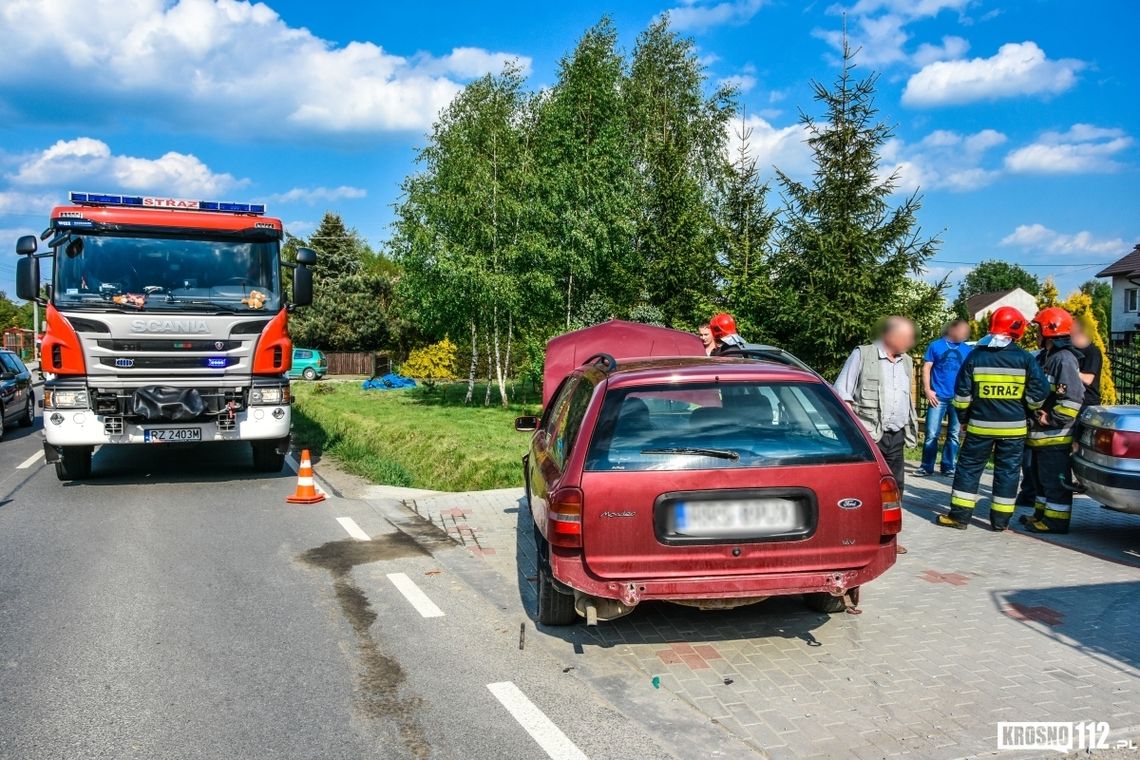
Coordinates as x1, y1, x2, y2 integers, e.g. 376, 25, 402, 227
838, 498, 862, 509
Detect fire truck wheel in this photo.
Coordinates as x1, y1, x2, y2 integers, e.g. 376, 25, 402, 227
55, 447, 93, 481
251, 441, 285, 472
18, 394, 34, 427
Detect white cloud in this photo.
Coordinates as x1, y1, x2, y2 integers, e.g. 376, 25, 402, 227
815, 13, 910, 67
1004, 124, 1133, 174
267, 186, 368, 205
719, 74, 757, 93
0, 190, 58, 216
912, 35, 970, 66
847, 0, 970, 15
666, 0, 765, 32
0, 0, 531, 137
903, 41, 1084, 106
882, 128, 1006, 192
9, 137, 242, 196
1001, 224, 1129, 256
726, 115, 813, 180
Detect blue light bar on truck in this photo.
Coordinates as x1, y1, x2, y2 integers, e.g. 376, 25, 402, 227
68, 192, 266, 215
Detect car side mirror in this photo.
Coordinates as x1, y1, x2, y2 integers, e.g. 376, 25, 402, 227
16, 235, 37, 255
292, 264, 313, 307
15, 255, 40, 302
515, 415, 539, 432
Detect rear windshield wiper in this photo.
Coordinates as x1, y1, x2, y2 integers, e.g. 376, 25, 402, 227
640, 447, 741, 461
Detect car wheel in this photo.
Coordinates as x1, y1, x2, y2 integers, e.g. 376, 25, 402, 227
18, 394, 34, 427
55, 446, 93, 481
251, 441, 285, 472
537, 567, 578, 626
302, 367, 317, 381
803, 591, 851, 614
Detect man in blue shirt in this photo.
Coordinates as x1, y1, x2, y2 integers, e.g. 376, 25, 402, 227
916, 319, 972, 476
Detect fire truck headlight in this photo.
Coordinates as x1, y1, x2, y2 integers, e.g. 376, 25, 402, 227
250, 386, 289, 405
44, 389, 89, 409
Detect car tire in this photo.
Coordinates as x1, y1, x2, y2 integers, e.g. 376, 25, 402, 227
55, 446, 93, 481
803, 591, 850, 614
251, 441, 285, 472
302, 367, 317, 381
537, 567, 578, 626
18, 394, 34, 428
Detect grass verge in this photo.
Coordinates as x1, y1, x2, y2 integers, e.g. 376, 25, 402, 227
291, 380, 539, 492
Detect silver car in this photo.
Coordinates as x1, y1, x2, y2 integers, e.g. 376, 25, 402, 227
1072, 405, 1140, 515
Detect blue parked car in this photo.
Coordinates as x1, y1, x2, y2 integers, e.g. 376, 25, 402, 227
288, 348, 328, 381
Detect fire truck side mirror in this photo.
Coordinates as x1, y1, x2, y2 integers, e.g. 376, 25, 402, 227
295, 247, 317, 266
16, 235, 37, 256
293, 265, 313, 307
15, 255, 40, 302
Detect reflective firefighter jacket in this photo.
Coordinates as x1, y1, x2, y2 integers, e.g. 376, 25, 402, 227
952, 340, 1050, 437
1028, 343, 1084, 448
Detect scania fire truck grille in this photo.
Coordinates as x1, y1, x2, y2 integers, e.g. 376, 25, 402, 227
98, 357, 237, 370
96, 339, 242, 352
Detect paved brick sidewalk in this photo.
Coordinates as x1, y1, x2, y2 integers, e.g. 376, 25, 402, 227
405, 473, 1140, 760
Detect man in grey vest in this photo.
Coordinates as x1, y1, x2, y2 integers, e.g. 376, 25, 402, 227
834, 316, 918, 554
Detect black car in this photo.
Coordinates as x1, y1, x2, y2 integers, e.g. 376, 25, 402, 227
0, 349, 35, 439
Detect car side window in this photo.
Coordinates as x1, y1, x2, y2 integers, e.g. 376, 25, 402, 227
551, 378, 595, 469
0, 354, 21, 375
542, 377, 578, 434
295, 350, 311, 360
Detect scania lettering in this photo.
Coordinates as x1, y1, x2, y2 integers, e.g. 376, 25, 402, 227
15, 191, 316, 481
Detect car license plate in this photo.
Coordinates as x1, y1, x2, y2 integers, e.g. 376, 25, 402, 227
144, 428, 202, 443
674, 498, 799, 537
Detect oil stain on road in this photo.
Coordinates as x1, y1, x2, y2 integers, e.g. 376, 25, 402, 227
300, 532, 432, 759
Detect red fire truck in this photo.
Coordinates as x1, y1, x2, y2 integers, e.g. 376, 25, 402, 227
15, 192, 315, 480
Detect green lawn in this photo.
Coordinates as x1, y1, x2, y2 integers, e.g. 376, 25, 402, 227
291, 380, 540, 492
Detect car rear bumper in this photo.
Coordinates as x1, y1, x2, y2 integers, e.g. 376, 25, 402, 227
551, 540, 897, 606
1073, 454, 1140, 515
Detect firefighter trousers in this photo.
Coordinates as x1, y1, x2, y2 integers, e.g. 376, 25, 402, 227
949, 434, 1024, 530
1029, 444, 1073, 533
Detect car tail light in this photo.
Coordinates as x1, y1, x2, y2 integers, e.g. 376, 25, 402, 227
1091, 428, 1140, 459
253, 309, 292, 375
881, 477, 902, 536
41, 303, 86, 376
548, 487, 583, 548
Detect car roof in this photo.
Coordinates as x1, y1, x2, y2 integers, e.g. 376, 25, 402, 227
581, 355, 820, 387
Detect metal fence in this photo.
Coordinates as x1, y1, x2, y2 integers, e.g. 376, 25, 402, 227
1108, 343, 1140, 405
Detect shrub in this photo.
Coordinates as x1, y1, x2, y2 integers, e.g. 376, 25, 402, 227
401, 338, 459, 388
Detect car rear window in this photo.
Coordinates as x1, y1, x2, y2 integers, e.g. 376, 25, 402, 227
584, 381, 874, 471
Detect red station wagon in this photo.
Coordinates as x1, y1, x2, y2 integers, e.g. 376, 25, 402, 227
517, 321, 901, 625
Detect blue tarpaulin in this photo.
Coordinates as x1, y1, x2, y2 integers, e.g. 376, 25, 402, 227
362, 373, 417, 391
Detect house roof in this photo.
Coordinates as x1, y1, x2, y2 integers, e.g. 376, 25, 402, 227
966, 289, 1021, 316
1097, 244, 1140, 278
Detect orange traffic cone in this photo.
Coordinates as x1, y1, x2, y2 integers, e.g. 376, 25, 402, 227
287, 449, 326, 504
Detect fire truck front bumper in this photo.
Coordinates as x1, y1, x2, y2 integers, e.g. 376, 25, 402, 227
42, 406, 292, 447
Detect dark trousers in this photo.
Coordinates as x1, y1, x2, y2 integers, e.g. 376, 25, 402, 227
1016, 447, 1037, 507
876, 428, 906, 492
1030, 444, 1073, 533
949, 435, 1024, 529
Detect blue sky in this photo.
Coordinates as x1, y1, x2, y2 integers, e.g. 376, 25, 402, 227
1, 0, 1137, 298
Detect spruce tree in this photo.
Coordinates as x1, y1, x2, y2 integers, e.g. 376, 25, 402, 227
766, 39, 940, 376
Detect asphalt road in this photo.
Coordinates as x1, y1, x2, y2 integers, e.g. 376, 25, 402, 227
0, 415, 682, 760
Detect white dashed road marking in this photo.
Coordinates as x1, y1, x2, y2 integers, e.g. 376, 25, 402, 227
16, 450, 44, 469
336, 516, 371, 542
486, 682, 588, 760
386, 572, 445, 618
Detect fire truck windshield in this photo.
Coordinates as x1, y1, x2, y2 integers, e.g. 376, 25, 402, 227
53, 233, 282, 313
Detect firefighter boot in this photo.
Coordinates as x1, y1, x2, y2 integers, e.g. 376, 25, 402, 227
936, 515, 968, 530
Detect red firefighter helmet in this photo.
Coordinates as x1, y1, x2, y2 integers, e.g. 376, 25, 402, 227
1033, 307, 1074, 338
709, 313, 737, 340
989, 306, 1027, 339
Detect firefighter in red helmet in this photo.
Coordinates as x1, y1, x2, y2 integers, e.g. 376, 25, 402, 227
937, 306, 1050, 531
1023, 307, 1083, 534
709, 313, 745, 355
